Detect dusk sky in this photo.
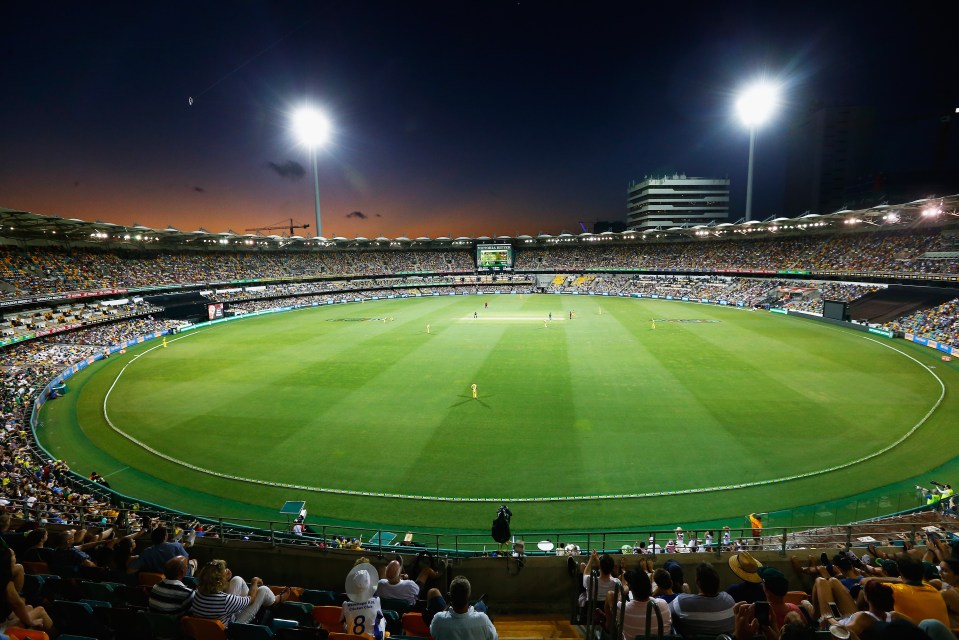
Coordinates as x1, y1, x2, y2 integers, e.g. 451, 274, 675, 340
2, 1, 955, 238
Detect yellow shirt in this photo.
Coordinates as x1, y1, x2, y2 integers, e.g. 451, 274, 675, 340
889, 582, 949, 626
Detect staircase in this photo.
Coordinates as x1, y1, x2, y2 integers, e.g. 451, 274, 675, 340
496, 614, 582, 640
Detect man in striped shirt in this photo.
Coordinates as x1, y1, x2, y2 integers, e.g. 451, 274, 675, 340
149, 555, 195, 616
668, 562, 735, 637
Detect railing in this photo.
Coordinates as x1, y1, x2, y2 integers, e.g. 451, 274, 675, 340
7, 489, 949, 561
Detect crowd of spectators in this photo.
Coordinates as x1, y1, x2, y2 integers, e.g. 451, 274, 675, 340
0, 247, 474, 299
0, 315, 184, 535
516, 229, 957, 275
885, 298, 959, 349
544, 274, 880, 315
1, 228, 957, 303
573, 544, 959, 640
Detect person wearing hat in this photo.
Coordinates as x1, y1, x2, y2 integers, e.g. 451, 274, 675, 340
725, 551, 765, 604
343, 562, 386, 639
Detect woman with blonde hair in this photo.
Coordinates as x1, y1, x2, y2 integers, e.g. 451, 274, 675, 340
190, 559, 275, 626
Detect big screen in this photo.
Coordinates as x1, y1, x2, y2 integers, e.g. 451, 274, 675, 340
476, 244, 513, 271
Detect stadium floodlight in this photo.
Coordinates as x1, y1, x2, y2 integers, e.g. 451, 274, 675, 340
292, 107, 331, 238
736, 81, 780, 222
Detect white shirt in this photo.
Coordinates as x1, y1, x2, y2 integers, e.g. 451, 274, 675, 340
430, 606, 497, 640
375, 578, 420, 605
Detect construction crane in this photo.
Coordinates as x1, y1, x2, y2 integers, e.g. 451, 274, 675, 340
244, 219, 311, 237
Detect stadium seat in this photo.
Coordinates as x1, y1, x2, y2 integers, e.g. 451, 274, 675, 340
383, 609, 402, 636
145, 611, 184, 640
182, 615, 228, 640
228, 622, 274, 640
4, 629, 51, 640
21, 573, 45, 606
311, 606, 344, 631
301, 590, 341, 606
274, 601, 314, 628
139, 572, 165, 587
21, 561, 50, 575
49, 600, 112, 640
79, 580, 124, 607
784, 591, 809, 606
401, 612, 431, 638
101, 606, 151, 639
380, 598, 413, 614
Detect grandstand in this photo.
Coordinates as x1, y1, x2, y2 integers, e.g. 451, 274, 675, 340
3, 196, 959, 635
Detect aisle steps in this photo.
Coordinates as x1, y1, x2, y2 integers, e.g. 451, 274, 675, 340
495, 614, 582, 640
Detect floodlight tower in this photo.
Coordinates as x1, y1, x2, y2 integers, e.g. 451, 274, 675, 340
736, 82, 779, 222
292, 107, 331, 238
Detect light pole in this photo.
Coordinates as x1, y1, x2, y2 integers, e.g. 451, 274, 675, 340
736, 82, 778, 222
292, 107, 331, 238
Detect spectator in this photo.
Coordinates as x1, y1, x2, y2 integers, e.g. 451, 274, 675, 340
430, 575, 497, 640
758, 567, 803, 628
936, 558, 959, 627
668, 562, 735, 637
21, 528, 52, 564
608, 568, 671, 639
342, 562, 386, 638
49, 528, 97, 575
0, 547, 55, 634
578, 551, 622, 610
375, 560, 420, 606
725, 551, 765, 604
129, 525, 194, 575
651, 568, 678, 603
190, 559, 276, 626
816, 579, 911, 637
663, 559, 688, 594
149, 555, 195, 616
861, 553, 949, 626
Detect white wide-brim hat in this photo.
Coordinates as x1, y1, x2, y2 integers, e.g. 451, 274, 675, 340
346, 562, 378, 603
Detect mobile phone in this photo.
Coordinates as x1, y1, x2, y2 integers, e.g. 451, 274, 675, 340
829, 602, 841, 618
755, 601, 770, 626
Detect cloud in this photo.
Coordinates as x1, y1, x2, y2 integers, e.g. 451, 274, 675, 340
346, 211, 368, 220
193, 186, 205, 193
266, 160, 306, 180
375, 213, 382, 217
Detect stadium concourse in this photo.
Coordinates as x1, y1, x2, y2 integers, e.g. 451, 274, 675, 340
2, 198, 959, 637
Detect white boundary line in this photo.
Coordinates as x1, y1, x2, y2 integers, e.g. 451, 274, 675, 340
102, 324, 945, 503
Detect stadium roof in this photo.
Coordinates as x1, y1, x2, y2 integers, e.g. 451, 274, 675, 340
1, 194, 957, 250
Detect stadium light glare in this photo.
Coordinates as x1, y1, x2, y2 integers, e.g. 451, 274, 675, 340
736, 82, 779, 127
292, 106, 332, 239
736, 80, 780, 223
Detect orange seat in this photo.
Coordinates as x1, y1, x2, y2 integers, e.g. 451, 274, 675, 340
784, 591, 809, 606
5, 629, 51, 640
401, 612, 432, 638
181, 615, 228, 640
138, 571, 165, 587
312, 605, 345, 631
21, 561, 50, 575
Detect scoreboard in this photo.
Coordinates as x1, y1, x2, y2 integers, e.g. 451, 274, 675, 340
476, 244, 513, 271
